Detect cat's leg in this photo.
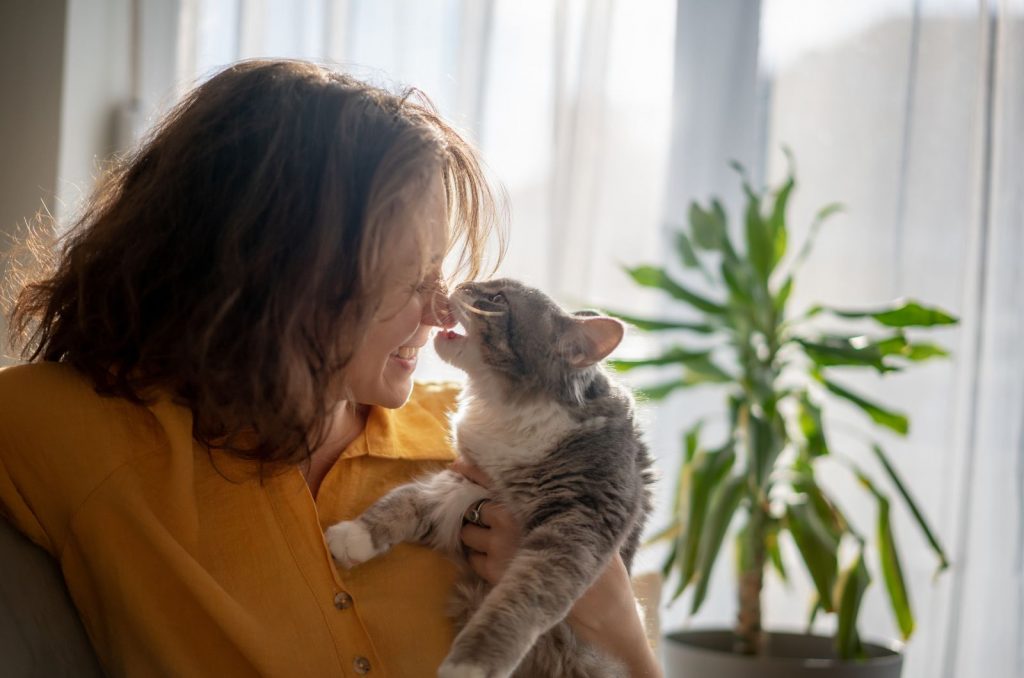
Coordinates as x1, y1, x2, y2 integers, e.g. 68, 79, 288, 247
437, 518, 613, 678
325, 469, 487, 568
324, 482, 425, 568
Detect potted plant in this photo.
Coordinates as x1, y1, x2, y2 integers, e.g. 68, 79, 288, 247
610, 158, 954, 677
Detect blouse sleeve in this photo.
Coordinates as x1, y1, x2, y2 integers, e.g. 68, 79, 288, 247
0, 363, 140, 558
0, 452, 54, 554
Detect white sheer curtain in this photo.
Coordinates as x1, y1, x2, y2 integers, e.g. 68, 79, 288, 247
171, 2, 1023, 675
656, 1, 1023, 677
175, 0, 676, 382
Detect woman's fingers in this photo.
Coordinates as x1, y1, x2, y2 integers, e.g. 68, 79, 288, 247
452, 457, 493, 488
460, 502, 515, 550
475, 501, 517, 532
460, 523, 491, 552
459, 500, 522, 586
466, 550, 496, 584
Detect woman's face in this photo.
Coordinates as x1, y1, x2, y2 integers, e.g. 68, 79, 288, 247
342, 173, 452, 408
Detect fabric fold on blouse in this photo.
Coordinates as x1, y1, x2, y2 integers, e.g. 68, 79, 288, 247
0, 362, 464, 678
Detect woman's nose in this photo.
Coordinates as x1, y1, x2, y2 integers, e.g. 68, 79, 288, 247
422, 288, 456, 328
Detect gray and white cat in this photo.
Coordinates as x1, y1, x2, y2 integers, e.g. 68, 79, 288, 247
325, 279, 654, 678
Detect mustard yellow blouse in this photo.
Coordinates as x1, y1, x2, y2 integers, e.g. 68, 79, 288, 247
0, 362, 462, 677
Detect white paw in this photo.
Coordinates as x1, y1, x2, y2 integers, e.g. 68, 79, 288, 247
324, 520, 380, 568
437, 661, 489, 678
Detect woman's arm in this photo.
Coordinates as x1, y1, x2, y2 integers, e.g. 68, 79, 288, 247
565, 553, 662, 677
452, 459, 663, 677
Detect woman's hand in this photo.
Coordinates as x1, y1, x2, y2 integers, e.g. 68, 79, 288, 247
451, 457, 522, 584
451, 457, 663, 677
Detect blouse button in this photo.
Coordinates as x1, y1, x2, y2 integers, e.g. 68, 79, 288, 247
353, 656, 372, 674
333, 592, 353, 610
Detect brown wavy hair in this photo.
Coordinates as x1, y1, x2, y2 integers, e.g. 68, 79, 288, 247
5, 59, 503, 466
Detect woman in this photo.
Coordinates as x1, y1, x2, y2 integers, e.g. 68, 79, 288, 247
1, 60, 660, 676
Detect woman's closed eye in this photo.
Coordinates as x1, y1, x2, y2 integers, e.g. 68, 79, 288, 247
413, 272, 445, 295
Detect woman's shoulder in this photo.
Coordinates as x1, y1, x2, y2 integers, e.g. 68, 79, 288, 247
0, 363, 182, 553
0, 360, 95, 394
408, 380, 463, 423
0, 362, 181, 507
0, 362, 158, 437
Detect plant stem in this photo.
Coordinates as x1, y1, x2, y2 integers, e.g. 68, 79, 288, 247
734, 326, 777, 656
735, 499, 767, 655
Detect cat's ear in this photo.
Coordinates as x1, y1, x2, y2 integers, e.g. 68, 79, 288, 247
563, 316, 624, 368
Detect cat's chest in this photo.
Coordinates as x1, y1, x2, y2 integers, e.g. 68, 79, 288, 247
452, 400, 577, 468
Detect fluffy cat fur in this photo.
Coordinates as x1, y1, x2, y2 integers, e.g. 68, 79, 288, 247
325, 279, 655, 678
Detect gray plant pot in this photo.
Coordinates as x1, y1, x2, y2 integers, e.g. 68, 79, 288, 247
663, 629, 903, 678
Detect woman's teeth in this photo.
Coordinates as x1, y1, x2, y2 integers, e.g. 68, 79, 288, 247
395, 347, 418, 360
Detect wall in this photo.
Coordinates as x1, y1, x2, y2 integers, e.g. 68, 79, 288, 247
0, 1, 68, 362
0, 0, 179, 363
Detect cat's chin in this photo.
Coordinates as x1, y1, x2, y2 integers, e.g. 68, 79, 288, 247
434, 329, 469, 368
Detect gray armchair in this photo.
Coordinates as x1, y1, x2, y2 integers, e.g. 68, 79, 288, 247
0, 518, 103, 676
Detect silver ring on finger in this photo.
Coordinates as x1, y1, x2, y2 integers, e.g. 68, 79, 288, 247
463, 498, 491, 528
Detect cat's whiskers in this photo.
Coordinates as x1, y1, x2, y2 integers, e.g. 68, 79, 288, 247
452, 296, 505, 319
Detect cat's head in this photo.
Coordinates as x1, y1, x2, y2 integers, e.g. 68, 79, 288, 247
434, 279, 624, 403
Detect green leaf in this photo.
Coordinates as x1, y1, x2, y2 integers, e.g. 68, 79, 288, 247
637, 365, 733, 400
608, 347, 712, 372
744, 187, 774, 284
872, 444, 949, 572
766, 522, 788, 583
877, 493, 915, 638
720, 258, 756, 309
728, 393, 744, 431
792, 469, 851, 540
749, 410, 783, 486
835, 548, 871, 660
903, 343, 949, 361
786, 502, 840, 612
667, 422, 703, 543
798, 336, 897, 374
712, 200, 735, 258
677, 445, 736, 590
689, 200, 735, 258
813, 202, 845, 224
644, 520, 682, 547
818, 374, 909, 436
774, 276, 794, 315
849, 453, 944, 633
625, 265, 727, 316
609, 349, 733, 383
684, 421, 703, 465
875, 333, 950, 362
602, 309, 717, 334
690, 474, 746, 613
636, 379, 689, 401
788, 202, 844, 275
806, 594, 822, 632
815, 300, 959, 328
768, 169, 795, 269
661, 532, 680, 580
674, 229, 703, 269
683, 355, 734, 383
797, 392, 829, 457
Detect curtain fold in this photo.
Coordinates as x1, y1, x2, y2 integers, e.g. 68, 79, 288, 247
173, 2, 1022, 674
662, 2, 1021, 676
938, 4, 1024, 676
